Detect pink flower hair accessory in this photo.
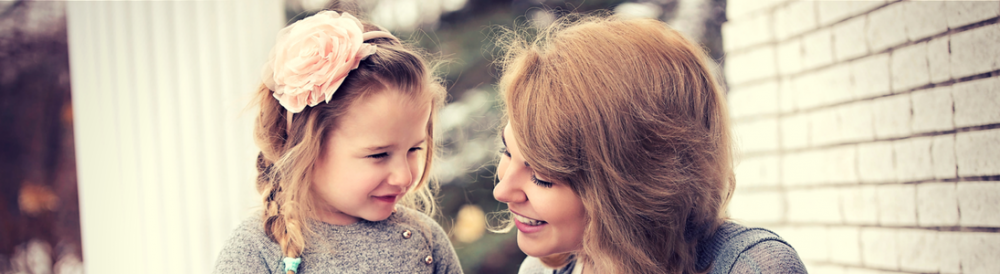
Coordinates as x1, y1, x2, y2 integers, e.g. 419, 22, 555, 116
261, 11, 398, 114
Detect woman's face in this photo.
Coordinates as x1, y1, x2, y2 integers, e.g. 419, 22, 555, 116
494, 123, 587, 257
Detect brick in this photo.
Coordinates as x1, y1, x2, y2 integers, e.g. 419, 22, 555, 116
844, 267, 882, 274
776, 38, 803, 76
958, 232, 1000, 273
932, 134, 957, 179
838, 101, 875, 143
734, 155, 779, 188
811, 108, 841, 146
910, 85, 954, 134
728, 81, 779, 119
780, 226, 829, 262
860, 227, 898, 270
867, 3, 909, 52
833, 16, 868, 61
808, 265, 846, 274
825, 145, 858, 184
775, 1, 817, 40
944, 1, 1000, 29
796, 64, 853, 109
788, 188, 842, 224
901, 1, 948, 41
851, 54, 892, 98
916, 182, 959, 227
953, 76, 1000, 128
726, 46, 777, 86
778, 76, 796, 113
728, 190, 783, 223
782, 146, 856, 186
783, 150, 821, 186
781, 113, 809, 150
951, 24, 1000, 79
938, 231, 962, 274
858, 141, 896, 183
956, 128, 1000, 176
957, 181, 1000, 227
891, 42, 930, 92
927, 36, 951, 83
726, 0, 784, 21
896, 229, 939, 273
894, 137, 934, 182
841, 185, 879, 225
828, 226, 861, 265
733, 118, 779, 154
872, 94, 912, 139
802, 29, 834, 70
723, 13, 773, 52
816, 1, 855, 26
877, 184, 917, 226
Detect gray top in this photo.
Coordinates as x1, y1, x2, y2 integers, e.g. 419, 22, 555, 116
518, 221, 806, 274
213, 207, 463, 274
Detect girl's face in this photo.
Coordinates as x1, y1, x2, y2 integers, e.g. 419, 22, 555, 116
311, 91, 431, 225
494, 123, 588, 257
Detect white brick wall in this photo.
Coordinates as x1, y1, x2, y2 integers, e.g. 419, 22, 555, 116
725, 1, 1000, 273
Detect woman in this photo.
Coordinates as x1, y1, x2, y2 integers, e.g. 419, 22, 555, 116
492, 15, 806, 274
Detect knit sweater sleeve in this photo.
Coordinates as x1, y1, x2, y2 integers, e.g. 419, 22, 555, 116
212, 216, 274, 274
729, 240, 807, 274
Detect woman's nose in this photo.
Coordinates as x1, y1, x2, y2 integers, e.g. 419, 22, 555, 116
494, 171, 526, 204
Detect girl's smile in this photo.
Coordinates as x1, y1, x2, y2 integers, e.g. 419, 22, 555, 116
311, 90, 432, 225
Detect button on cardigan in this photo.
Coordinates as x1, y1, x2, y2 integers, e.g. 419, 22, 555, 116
213, 206, 463, 274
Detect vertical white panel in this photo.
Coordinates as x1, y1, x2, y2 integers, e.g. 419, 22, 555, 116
67, 1, 284, 273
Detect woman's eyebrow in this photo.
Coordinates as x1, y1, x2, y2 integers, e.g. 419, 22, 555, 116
502, 134, 507, 147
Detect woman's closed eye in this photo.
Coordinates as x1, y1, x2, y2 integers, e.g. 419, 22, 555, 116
532, 175, 553, 188
500, 147, 511, 157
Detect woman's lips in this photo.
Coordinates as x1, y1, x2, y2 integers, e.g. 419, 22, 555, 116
512, 211, 548, 233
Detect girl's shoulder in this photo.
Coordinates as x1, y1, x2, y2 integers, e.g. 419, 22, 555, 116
213, 214, 283, 273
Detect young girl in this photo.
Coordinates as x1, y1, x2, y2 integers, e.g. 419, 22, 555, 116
213, 10, 461, 274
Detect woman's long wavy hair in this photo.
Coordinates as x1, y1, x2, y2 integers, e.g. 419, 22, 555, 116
496, 14, 735, 274
253, 12, 446, 273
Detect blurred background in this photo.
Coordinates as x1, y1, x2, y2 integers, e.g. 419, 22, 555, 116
3, 0, 999, 274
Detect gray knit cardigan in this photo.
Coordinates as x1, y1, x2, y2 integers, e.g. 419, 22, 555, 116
518, 221, 807, 274
212, 207, 462, 274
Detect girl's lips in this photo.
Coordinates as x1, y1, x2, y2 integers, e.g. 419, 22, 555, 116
373, 195, 398, 203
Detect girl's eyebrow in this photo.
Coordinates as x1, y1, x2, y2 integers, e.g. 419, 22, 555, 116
365, 145, 392, 152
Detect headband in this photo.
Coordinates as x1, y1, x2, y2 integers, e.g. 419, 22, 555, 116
258, 11, 400, 132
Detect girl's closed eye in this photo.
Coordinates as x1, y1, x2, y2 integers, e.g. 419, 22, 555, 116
409, 146, 423, 152
366, 152, 389, 159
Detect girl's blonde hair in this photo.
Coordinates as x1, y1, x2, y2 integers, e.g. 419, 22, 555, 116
253, 12, 446, 272
497, 14, 735, 274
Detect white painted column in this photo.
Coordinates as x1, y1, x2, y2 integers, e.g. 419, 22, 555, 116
66, 1, 283, 273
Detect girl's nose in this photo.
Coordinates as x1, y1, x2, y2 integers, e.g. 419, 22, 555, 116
388, 156, 414, 188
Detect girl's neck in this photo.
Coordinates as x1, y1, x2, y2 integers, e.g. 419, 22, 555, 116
315, 208, 361, 226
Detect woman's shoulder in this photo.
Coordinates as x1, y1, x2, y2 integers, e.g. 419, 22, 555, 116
518, 256, 550, 274
702, 221, 806, 274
